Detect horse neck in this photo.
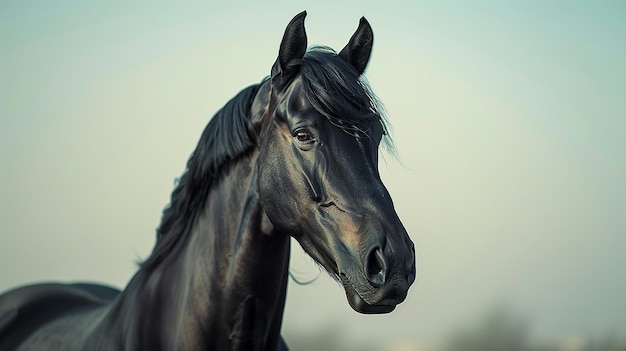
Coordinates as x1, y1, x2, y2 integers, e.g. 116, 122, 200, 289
99, 151, 291, 350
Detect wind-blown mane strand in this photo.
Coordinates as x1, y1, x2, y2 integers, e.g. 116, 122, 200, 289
140, 82, 263, 272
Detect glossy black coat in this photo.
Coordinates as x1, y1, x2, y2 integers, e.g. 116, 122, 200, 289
0, 11, 415, 351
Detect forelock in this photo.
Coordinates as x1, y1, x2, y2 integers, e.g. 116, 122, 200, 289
300, 47, 385, 138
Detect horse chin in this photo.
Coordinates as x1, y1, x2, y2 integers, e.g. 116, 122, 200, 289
340, 276, 397, 314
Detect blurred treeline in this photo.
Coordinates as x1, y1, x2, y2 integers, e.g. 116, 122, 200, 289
285, 304, 626, 351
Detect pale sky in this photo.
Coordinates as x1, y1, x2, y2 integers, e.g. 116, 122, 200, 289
1, 1, 625, 348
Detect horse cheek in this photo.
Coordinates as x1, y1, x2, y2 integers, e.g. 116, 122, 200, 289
257, 141, 299, 234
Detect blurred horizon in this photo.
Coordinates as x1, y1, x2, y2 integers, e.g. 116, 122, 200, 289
1, 1, 625, 349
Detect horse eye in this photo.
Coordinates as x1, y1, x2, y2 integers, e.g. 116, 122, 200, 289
295, 131, 315, 143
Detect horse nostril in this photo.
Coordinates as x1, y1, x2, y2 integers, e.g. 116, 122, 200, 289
366, 247, 386, 287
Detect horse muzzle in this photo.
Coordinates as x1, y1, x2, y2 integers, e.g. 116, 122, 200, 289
339, 239, 416, 314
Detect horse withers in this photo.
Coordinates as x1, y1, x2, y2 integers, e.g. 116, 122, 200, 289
0, 11, 415, 351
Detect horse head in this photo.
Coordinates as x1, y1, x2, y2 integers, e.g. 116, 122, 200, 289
253, 11, 415, 314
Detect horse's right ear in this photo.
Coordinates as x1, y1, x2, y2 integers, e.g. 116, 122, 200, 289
272, 11, 308, 80
339, 17, 373, 75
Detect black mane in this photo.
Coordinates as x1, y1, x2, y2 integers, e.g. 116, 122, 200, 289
141, 82, 262, 271
301, 46, 390, 139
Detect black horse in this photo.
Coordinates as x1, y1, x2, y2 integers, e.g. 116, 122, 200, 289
0, 11, 415, 351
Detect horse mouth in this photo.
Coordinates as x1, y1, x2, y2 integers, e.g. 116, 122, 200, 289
340, 274, 397, 314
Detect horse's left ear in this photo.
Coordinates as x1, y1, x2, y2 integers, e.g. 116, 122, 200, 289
272, 11, 308, 80
339, 17, 374, 75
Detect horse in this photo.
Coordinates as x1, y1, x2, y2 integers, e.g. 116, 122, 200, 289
0, 11, 416, 350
